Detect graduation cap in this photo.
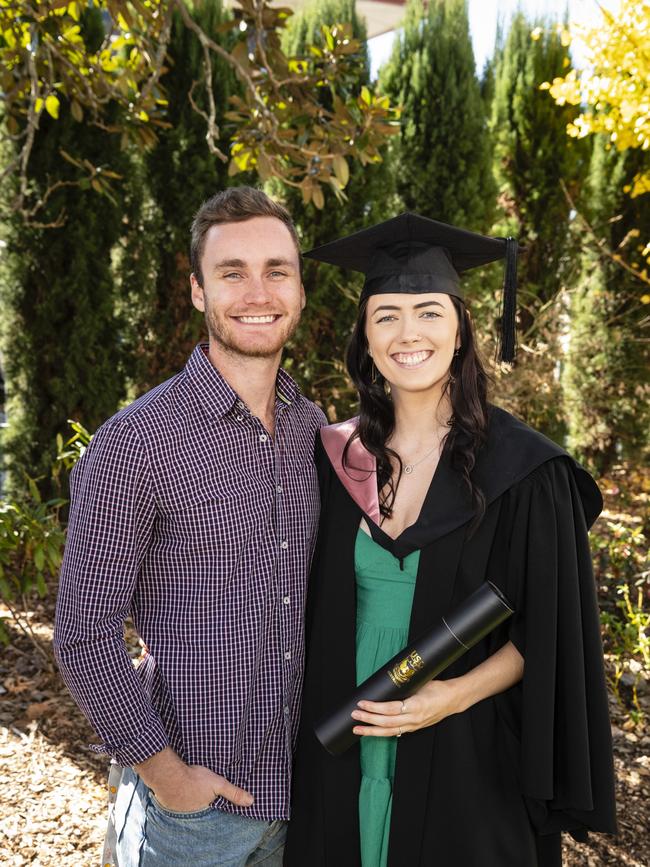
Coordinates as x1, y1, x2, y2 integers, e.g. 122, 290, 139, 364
303, 212, 521, 363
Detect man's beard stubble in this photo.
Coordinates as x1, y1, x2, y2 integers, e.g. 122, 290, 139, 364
203, 302, 302, 360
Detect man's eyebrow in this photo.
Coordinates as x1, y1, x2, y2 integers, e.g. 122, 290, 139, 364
212, 257, 297, 271
265, 258, 296, 268
213, 258, 246, 270
371, 300, 445, 314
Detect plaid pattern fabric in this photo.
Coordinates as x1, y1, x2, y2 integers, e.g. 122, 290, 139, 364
54, 344, 325, 820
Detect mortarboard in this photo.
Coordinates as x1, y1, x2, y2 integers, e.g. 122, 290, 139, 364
303, 212, 520, 363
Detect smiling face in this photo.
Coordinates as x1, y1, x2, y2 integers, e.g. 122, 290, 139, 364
365, 292, 460, 395
190, 216, 305, 361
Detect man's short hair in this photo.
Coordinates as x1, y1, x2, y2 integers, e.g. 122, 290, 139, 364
190, 187, 301, 286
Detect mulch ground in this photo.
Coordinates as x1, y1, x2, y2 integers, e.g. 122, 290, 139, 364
1, 596, 648, 866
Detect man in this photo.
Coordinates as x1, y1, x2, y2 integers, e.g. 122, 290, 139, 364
54, 187, 326, 866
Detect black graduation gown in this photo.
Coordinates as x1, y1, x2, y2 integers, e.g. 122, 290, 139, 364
284, 406, 616, 867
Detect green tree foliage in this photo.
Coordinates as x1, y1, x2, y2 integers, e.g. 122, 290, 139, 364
488, 15, 590, 440
119, 0, 237, 392
562, 138, 650, 472
279, 0, 396, 419
490, 16, 588, 316
0, 7, 129, 493
379, 0, 494, 231
0, 1, 398, 222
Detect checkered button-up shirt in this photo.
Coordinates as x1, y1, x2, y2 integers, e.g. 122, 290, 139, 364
54, 344, 325, 820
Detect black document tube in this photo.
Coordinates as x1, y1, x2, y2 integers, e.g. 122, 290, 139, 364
314, 581, 514, 756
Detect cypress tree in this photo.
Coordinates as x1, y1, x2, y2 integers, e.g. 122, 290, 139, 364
279, 0, 396, 419
379, 0, 494, 231
490, 15, 589, 315
488, 15, 590, 440
119, 0, 238, 393
562, 139, 650, 472
0, 7, 128, 494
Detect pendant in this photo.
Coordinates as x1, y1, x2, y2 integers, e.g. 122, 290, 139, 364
404, 464, 414, 475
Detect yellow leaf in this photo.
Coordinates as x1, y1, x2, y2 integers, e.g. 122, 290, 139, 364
360, 86, 371, 106
531, 27, 542, 41
45, 94, 60, 119
641, 294, 650, 304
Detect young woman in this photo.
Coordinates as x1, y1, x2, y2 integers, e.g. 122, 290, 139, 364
284, 214, 616, 867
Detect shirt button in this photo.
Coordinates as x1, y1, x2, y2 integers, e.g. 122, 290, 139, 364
284, 651, 292, 660
283, 706, 290, 716
280, 540, 288, 550
283, 596, 290, 605
259, 434, 268, 443
236, 414, 244, 422
276, 485, 283, 494
237, 400, 245, 409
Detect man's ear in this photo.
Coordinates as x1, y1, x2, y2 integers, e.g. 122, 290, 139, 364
190, 273, 205, 312
300, 283, 306, 311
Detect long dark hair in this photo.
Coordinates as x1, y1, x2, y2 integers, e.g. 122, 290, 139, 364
344, 295, 489, 525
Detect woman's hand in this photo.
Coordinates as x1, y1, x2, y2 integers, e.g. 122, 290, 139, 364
351, 678, 462, 737
350, 641, 524, 738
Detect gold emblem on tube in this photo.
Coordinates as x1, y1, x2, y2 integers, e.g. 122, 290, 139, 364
387, 650, 424, 687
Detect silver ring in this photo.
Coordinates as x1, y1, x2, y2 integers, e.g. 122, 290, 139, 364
401, 700, 407, 714
397, 726, 402, 738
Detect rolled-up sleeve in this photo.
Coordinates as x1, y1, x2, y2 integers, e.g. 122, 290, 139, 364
53, 418, 168, 766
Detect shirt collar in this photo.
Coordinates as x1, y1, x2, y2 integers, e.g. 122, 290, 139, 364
185, 344, 300, 420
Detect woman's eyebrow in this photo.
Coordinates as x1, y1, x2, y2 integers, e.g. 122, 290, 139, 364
371, 300, 445, 314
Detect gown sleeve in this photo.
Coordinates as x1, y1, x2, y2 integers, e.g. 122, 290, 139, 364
502, 457, 617, 840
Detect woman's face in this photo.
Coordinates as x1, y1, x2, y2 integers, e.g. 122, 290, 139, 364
365, 292, 459, 395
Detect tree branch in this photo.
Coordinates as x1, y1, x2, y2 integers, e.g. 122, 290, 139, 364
560, 179, 650, 289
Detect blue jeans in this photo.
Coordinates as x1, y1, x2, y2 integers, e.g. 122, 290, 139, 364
106, 765, 286, 867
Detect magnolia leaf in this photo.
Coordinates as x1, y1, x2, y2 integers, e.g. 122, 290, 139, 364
45, 94, 60, 119
70, 99, 83, 122
312, 184, 324, 209
257, 151, 273, 181
332, 154, 349, 187
300, 180, 312, 205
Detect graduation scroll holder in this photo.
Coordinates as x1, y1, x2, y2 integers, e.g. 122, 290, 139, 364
314, 581, 514, 756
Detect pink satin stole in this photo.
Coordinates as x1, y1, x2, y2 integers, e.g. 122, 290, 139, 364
320, 419, 381, 524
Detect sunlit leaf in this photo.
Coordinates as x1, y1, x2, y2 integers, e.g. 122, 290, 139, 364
45, 94, 60, 119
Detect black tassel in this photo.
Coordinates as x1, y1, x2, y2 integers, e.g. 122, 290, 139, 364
499, 237, 518, 364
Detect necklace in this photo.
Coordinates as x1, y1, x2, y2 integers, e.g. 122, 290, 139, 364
402, 440, 441, 475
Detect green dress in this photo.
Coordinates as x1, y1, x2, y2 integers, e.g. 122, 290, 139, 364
354, 529, 420, 867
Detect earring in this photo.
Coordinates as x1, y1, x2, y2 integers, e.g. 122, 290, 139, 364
371, 361, 379, 383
